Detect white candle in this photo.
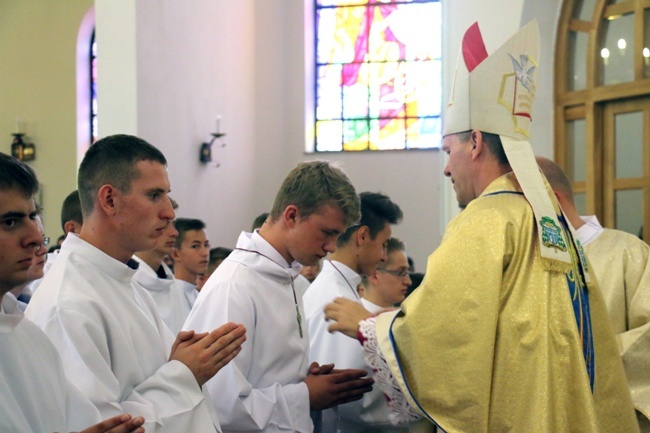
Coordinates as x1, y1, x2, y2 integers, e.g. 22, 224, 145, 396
216, 116, 221, 134
15, 118, 20, 134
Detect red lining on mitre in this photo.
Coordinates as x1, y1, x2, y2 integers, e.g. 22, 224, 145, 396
462, 22, 488, 72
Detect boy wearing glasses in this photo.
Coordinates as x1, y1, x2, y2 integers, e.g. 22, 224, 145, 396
303, 191, 405, 433
360, 237, 411, 311
0, 151, 146, 432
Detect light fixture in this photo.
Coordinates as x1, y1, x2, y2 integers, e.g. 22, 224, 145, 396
617, 38, 626, 50
600, 47, 610, 64
199, 116, 226, 166
10, 119, 35, 161
643, 47, 650, 58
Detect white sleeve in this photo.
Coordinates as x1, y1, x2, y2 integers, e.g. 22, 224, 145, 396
359, 317, 422, 426
64, 377, 102, 431
42, 307, 215, 432
184, 279, 312, 432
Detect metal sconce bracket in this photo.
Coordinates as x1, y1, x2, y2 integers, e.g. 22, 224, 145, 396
200, 132, 226, 167
11, 133, 35, 161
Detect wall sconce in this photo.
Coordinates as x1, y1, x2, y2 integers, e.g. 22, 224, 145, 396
11, 120, 35, 161
200, 116, 226, 167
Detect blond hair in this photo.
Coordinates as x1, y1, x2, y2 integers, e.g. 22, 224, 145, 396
270, 161, 360, 227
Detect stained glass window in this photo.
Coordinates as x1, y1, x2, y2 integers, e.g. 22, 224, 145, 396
90, 29, 98, 145
314, 0, 441, 152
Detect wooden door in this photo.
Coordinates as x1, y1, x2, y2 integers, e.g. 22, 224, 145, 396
602, 97, 650, 240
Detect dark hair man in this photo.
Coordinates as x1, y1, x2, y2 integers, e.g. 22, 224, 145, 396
27, 135, 246, 432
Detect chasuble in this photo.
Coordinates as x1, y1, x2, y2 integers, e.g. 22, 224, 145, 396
372, 174, 639, 433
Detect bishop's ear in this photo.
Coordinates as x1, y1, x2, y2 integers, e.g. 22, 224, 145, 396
470, 130, 485, 159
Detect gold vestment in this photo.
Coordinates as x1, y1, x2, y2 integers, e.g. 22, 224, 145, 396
584, 229, 650, 428
378, 174, 639, 433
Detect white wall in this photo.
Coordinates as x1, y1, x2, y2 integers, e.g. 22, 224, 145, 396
95, 0, 138, 136
96, 0, 259, 251
89, 0, 561, 267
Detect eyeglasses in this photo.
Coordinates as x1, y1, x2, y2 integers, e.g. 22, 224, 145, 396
34, 236, 50, 251
377, 268, 410, 278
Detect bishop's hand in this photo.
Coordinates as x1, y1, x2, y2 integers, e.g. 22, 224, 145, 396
324, 297, 373, 339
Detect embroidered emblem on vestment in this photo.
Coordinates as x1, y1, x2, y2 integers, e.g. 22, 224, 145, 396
540, 216, 568, 252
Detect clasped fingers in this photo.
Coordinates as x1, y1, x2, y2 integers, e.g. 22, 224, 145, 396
172, 323, 246, 386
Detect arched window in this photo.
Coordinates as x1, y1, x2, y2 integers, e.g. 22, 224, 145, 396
555, 0, 650, 240
76, 6, 95, 164
314, 0, 442, 152
90, 29, 98, 145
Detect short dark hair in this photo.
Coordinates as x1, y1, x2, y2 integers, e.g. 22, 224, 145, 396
60, 190, 83, 232
210, 247, 232, 264
207, 247, 233, 275
269, 161, 360, 227
456, 130, 509, 166
251, 212, 269, 231
377, 237, 406, 268
407, 256, 414, 272
361, 238, 406, 288
78, 134, 167, 217
0, 152, 39, 198
174, 218, 206, 248
337, 192, 403, 247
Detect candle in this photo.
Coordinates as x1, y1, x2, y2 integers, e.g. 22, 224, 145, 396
216, 116, 221, 134
15, 118, 21, 134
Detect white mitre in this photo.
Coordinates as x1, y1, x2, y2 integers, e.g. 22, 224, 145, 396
445, 20, 573, 270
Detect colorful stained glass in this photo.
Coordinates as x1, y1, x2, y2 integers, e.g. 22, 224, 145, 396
315, 0, 441, 151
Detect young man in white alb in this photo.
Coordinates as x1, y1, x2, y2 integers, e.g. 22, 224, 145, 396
27, 134, 246, 433
304, 192, 404, 433
360, 237, 411, 313
173, 217, 210, 305
184, 161, 375, 433
134, 198, 191, 334
0, 151, 146, 433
